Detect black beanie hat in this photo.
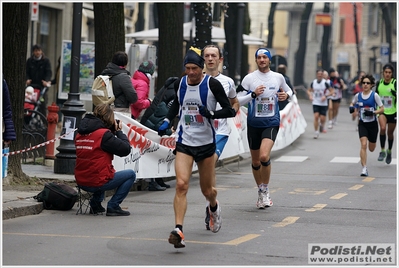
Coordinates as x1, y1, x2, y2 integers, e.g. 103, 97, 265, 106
184, 47, 204, 69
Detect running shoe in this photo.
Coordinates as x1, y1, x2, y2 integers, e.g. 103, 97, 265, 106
328, 121, 333, 129
360, 167, 368, 177
208, 201, 222, 233
378, 151, 386, 161
205, 206, 210, 230
168, 228, 185, 248
313, 131, 319, 139
257, 190, 273, 209
386, 152, 392, 164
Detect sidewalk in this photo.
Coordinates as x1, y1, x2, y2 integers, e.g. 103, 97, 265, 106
2, 163, 76, 220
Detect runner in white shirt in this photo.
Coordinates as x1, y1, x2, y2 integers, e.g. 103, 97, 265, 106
202, 45, 240, 230
157, 47, 236, 248
237, 48, 292, 209
307, 69, 334, 138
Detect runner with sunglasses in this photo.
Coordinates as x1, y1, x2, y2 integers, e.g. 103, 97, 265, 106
349, 74, 384, 176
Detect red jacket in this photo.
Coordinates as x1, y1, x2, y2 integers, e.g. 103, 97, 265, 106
75, 128, 115, 187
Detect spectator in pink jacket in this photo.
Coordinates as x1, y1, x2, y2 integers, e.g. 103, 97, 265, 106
130, 61, 155, 120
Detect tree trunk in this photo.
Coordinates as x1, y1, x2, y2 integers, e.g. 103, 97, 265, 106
293, 3, 313, 86
320, 3, 331, 71
3, 4, 31, 183
2, 3, 31, 184
241, 4, 249, 80
192, 3, 212, 49
224, 3, 238, 79
93, 3, 126, 77
379, 3, 393, 63
156, 3, 184, 90
267, 3, 277, 48
353, 3, 361, 74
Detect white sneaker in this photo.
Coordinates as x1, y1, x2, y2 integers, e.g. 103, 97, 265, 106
333, 118, 337, 125
328, 121, 333, 129
256, 190, 273, 209
208, 201, 222, 233
314, 131, 319, 139
360, 167, 368, 177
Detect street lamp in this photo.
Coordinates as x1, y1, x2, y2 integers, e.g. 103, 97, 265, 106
54, 3, 86, 174
234, 3, 245, 85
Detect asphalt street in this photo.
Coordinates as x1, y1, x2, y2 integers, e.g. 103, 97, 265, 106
2, 97, 397, 266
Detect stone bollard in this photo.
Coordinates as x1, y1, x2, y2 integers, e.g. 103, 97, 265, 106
46, 102, 59, 159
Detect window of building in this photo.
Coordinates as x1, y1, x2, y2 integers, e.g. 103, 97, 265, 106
40, 9, 49, 35
339, 17, 345, 43
368, 4, 379, 36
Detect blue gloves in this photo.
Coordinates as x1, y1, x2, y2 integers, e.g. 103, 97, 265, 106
198, 105, 214, 119
158, 120, 169, 136
349, 106, 355, 114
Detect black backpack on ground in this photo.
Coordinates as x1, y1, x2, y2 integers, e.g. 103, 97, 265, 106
35, 182, 78, 210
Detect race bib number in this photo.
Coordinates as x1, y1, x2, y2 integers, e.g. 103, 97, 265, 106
183, 105, 203, 127
255, 96, 275, 117
381, 96, 392, 109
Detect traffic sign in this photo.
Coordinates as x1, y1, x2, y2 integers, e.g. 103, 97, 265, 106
31, 2, 39, 21
380, 43, 389, 65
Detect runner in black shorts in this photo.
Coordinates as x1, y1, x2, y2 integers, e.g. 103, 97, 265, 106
349, 74, 384, 177
248, 125, 279, 150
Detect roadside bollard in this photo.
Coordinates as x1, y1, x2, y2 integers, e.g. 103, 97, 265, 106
46, 102, 59, 159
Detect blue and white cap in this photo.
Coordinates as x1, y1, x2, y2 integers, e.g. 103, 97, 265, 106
255, 48, 272, 60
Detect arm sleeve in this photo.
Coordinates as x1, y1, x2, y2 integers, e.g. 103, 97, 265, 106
279, 74, 292, 97
130, 81, 151, 110
164, 79, 181, 122
209, 77, 236, 119
2, 79, 16, 141
374, 93, 384, 107
44, 59, 52, 82
101, 130, 132, 157
120, 74, 138, 104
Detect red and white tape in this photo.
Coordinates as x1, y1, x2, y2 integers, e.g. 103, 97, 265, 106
2, 128, 77, 157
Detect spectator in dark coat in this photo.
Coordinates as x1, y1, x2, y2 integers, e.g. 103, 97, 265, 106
140, 76, 178, 126
100, 51, 138, 112
277, 64, 294, 110
140, 76, 178, 191
25, 44, 52, 115
2, 78, 16, 144
26, 44, 52, 90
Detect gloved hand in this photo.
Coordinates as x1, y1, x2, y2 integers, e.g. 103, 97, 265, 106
158, 121, 169, 136
349, 106, 355, 114
363, 110, 374, 116
198, 105, 213, 119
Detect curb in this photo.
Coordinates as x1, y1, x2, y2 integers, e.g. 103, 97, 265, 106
3, 199, 43, 220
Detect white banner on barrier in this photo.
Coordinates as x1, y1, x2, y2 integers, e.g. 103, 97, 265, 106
112, 95, 306, 179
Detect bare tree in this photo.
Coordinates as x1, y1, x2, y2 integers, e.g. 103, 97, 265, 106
293, 3, 313, 86
320, 3, 332, 71
93, 3, 126, 77
353, 3, 361, 74
224, 3, 249, 82
267, 3, 278, 48
156, 3, 184, 89
2, 3, 30, 184
192, 3, 212, 49
379, 3, 393, 64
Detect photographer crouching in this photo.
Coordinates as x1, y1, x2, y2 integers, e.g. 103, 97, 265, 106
74, 103, 136, 216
